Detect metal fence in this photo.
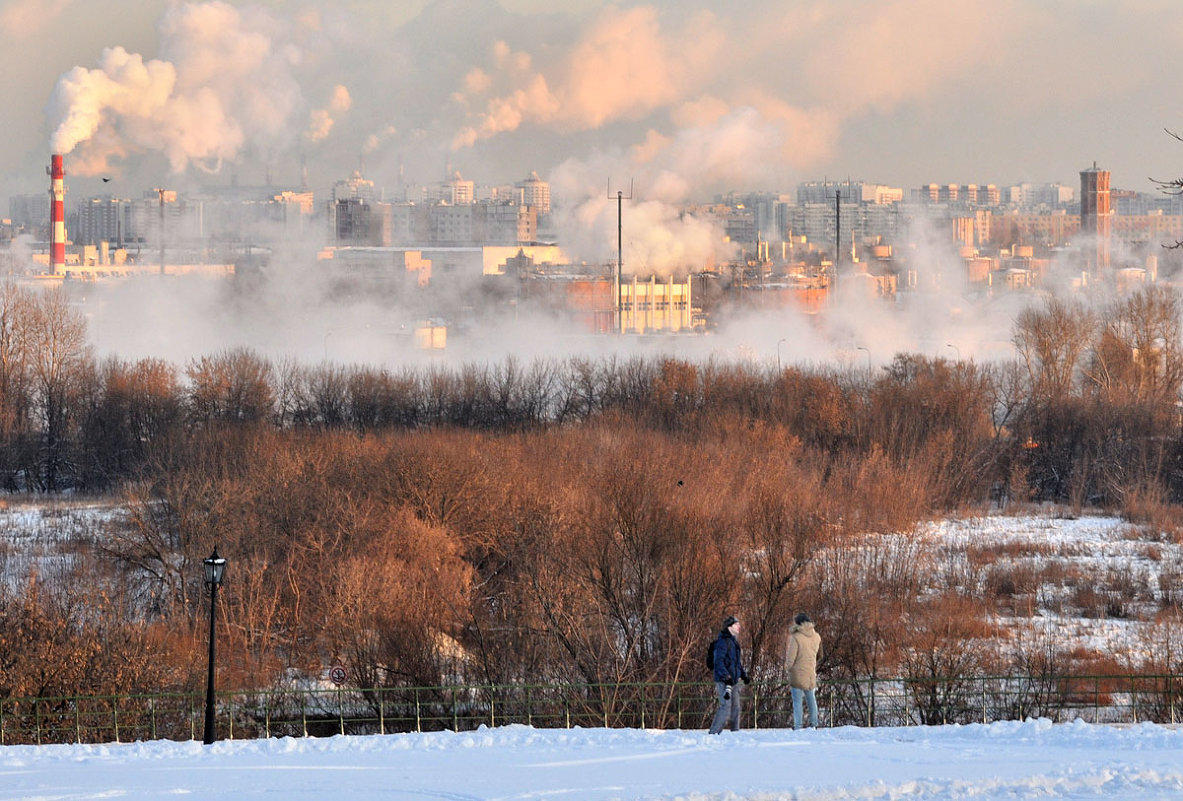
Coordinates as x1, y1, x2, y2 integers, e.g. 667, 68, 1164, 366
3, 673, 1183, 746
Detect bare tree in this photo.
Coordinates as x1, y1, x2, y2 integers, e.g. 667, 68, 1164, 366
25, 288, 92, 490
186, 347, 275, 425
1085, 285, 1183, 414
1013, 296, 1095, 405
0, 280, 34, 488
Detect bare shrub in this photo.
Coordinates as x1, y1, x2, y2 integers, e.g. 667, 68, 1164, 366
186, 347, 275, 425
1157, 558, 1183, 609
807, 535, 927, 682
984, 562, 1040, 602
327, 508, 474, 689
898, 593, 995, 724
997, 627, 1079, 721
1122, 482, 1183, 538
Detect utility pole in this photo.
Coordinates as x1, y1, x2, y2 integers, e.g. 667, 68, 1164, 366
154, 187, 167, 276
608, 180, 633, 334
834, 188, 842, 272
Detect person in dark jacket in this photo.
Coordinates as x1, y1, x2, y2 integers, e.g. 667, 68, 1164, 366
708, 615, 750, 734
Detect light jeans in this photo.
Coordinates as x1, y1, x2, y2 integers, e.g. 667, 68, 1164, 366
791, 687, 819, 729
708, 682, 741, 734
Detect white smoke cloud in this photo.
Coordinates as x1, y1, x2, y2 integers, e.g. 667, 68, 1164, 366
549, 144, 739, 276
46, 1, 313, 174
452, 6, 725, 149
306, 84, 352, 143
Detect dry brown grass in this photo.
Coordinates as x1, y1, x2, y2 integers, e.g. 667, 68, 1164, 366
965, 541, 1057, 564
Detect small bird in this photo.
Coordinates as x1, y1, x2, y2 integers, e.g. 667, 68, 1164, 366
101, 177, 111, 182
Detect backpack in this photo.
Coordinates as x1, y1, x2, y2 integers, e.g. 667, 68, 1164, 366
705, 638, 716, 671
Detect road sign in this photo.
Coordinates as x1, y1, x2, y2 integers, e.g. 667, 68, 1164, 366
329, 665, 347, 686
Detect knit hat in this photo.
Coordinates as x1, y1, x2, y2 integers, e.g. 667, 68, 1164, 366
722, 615, 739, 629
794, 613, 811, 625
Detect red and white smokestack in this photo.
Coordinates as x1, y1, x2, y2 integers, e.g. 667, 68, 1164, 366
48, 154, 66, 274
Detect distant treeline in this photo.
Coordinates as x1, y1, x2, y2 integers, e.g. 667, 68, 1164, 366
0, 279, 1181, 703
2, 280, 1181, 510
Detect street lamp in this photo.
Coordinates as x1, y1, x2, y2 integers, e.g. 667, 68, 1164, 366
777, 338, 787, 371
202, 546, 227, 745
857, 346, 871, 369
946, 343, 960, 361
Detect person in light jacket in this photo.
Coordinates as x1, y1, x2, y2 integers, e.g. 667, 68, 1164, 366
709, 615, 750, 734
785, 612, 822, 729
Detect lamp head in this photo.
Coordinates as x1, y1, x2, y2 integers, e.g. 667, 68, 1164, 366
203, 546, 227, 588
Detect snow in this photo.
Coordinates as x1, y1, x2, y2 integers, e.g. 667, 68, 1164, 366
4, 510, 1182, 796
2, 720, 1183, 800
918, 514, 1178, 659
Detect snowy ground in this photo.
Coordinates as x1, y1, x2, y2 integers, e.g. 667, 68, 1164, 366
3, 508, 1181, 798
1, 720, 1182, 800
919, 514, 1180, 661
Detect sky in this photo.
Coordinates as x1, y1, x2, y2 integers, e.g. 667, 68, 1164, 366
2, 719, 1183, 799
2, 0, 1183, 207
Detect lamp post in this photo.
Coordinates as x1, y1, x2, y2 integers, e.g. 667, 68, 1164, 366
202, 546, 226, 745
946, 343, 960, 361
857, 346, 871, 369
777, 338, 787, 371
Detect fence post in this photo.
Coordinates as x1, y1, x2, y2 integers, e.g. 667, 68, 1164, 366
75, 698, 82, 743
379, 689, 386, 736
338, 687, 345, 736
36, 698, 42, 745
417, 688, 423, 733
869, 680, 875, 728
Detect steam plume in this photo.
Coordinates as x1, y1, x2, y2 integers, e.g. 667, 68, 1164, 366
46, 1, 322, 174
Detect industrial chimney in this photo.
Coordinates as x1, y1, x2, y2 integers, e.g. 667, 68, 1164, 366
47, 154, 66, 274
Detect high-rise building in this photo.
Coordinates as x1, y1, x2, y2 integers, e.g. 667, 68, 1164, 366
1080, 163, 1111, 271
333, 171, 377, 203
444, 172, 474, 205
76, 196, 135, 245
516, 172, 551, 215
8, 194, 49, 232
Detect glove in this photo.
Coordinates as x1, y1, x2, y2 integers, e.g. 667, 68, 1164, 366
741, 672, 751, 685
723, 687, 732, 701
725, 676, 736, 686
